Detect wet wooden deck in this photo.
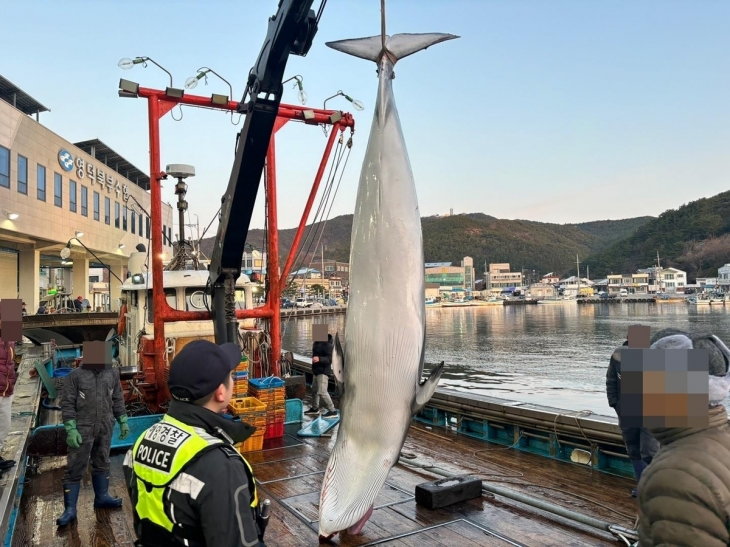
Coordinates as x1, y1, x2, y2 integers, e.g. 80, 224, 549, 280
13, 416, 638, 546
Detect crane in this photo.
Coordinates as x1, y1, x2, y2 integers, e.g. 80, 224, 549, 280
208, 0, 326, 344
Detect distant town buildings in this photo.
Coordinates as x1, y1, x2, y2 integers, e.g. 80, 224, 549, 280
719, 264, 730, 289
485, 263, 523, 290
425, 257, 475, 290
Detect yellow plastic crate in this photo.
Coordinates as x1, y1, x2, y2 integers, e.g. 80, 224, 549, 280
235, 430, 264, 453
228, 396, 266, 416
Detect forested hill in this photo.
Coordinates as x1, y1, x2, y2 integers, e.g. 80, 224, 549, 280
196, 213, 652, 277
584, 190, 730, 279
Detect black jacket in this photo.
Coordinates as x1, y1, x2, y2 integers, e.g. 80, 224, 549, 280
606, 342, 627, 410
312, 336, 333, 376
61, 367, 126, 426
124, 400, 264, 547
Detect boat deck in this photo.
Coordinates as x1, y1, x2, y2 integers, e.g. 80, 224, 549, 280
13, 415, 637, 546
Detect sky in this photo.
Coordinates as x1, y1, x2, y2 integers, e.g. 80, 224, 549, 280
4, 1, 729, 236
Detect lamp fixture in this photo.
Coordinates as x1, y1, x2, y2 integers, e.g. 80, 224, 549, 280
6, 212, 19, 220
75, 231, 84, 238
118, 243, 126, 249
117, 56, 173, 88
282, 75, 307, 105
60, 242, 71, 260
119, 78, 140, 96
165, 87, 185, 99
185, 67, 234, 99
323, 90, 364, 111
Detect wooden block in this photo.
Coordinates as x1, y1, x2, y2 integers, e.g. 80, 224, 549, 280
415, 475, 483, 509
285, 375, 306, 400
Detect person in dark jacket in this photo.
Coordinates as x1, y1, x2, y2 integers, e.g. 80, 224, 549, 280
605, 328, 685, 496
56, 361, 130, 526
123, 340, 267, 547
305, 334, 337, 417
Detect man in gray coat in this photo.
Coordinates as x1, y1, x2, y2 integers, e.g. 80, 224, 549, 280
56, 358, 130, 526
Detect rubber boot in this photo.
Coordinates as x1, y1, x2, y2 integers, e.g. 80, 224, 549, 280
631, 459, 647, 498
92, 473, 122, 509
56, 483, 81, 526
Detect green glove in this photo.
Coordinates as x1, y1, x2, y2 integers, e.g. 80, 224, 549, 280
64, 420, 82, 449
117, 415, 130, 440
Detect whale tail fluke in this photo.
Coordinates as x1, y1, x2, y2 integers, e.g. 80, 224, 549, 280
326, 33, 458, 65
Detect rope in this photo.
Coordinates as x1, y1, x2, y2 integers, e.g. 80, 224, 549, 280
280, 132, 350, 339
552, 410, 595, 451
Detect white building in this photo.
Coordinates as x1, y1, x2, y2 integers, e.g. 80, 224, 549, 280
659, 267, 687, 293
718, 264, 730, 289
0, 74, 173, 311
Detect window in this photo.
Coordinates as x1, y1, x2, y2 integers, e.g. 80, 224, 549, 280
93, 191, 100, 221
17, 155, 27, 194
69, 180, 77, 212
104, 197, 111, 225
138, 213, 143, 236
54, 172, 63, 207
131, 210, 136, 234
122, 205, 128, 231
81, 186, 88, 217
147, 289, 177, 323
163, 224, 167, 245
115, 202, 120, 228
168, 227, 172, 247
146, 216, 150, 239
37, 164, 46, 201
0, 146, 9, 188
185, 288, 211, 311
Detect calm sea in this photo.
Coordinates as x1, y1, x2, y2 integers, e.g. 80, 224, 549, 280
280, 303, 730, 415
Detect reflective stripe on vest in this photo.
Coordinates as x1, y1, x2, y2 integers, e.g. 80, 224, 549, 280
131, 414, 258, 536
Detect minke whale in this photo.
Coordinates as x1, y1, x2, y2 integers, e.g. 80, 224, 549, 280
318, 29, 458, 538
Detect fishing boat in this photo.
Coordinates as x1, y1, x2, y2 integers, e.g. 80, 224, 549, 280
4, 4, 642, 546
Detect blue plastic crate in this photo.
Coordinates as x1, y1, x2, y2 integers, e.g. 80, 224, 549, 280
250, 377, 285, 389
285, 399, 303, 424
111, 414, 164, 450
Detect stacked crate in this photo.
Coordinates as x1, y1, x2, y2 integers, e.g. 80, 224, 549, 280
249, 378, 286, 439
227, 396, 266, 452
232, 357, 249, 398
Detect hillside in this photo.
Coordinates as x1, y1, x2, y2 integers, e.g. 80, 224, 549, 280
584, 190, 730, 279
196, 213, 652, 277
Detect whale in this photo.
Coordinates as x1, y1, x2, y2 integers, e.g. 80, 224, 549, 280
318, 29, 458, 538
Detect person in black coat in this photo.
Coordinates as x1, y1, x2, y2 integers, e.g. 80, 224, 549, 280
606, 328, 687, 497
306, 334, 337, 417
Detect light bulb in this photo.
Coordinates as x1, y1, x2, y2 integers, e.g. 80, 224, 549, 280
118, 58, 134, 69
352, 99, 365, 111
185, 75, 200, 90
60, 247, 71, 260
298, 89, 308, 105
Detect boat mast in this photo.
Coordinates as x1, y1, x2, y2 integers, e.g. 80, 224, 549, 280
576, 254, 580, 297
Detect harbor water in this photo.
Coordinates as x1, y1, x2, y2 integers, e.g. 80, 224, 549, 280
280, 303, 730, 415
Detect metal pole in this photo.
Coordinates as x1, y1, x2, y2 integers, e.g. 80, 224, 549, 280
266, 136, 281, 377
398, 458, 638, 542
147, 95, 170, 404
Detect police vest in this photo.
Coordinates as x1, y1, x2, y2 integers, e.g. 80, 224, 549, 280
131, 415, 258, 539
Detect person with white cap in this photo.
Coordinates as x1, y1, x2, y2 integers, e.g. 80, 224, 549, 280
637, 332, 730, 547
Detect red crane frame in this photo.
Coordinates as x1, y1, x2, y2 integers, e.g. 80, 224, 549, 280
129, 86, 355, 405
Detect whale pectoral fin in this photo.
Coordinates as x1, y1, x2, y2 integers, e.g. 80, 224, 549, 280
411, 361, 444, 416
332, 332, 345, 393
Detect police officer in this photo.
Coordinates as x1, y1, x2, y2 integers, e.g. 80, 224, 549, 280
123, 340, 267, 547
57, 354, 130, 525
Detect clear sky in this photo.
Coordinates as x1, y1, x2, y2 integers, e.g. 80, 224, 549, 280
4, 1, 729, 235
